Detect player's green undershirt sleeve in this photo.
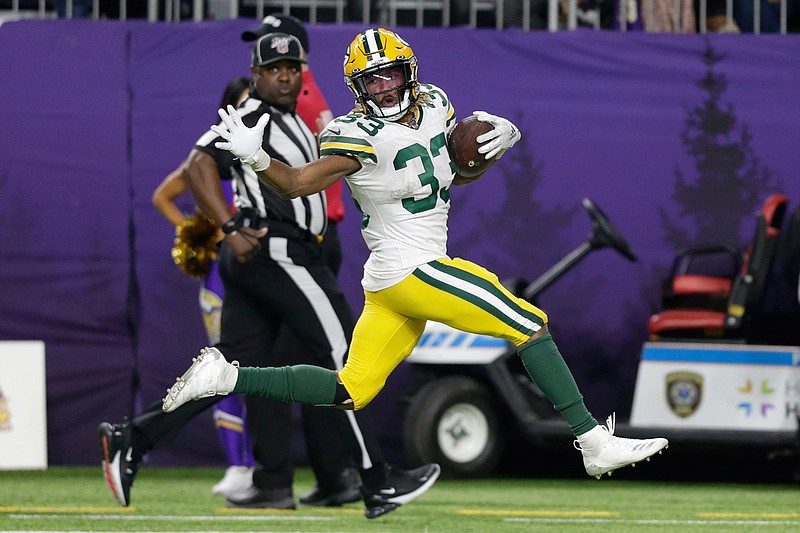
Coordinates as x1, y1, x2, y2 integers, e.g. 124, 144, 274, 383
518, 333, 597, 436
232, 365, 337, 406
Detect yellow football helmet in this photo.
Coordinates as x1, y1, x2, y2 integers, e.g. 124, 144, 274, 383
343, 28, 419, 121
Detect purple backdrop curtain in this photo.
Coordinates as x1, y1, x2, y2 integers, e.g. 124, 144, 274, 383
1, 19, 798, 466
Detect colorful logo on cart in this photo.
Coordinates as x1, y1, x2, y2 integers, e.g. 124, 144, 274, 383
666, 371, 703, 418
735, 378, 776, 417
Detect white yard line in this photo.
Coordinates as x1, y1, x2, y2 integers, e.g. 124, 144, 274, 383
9, 514, 331, 521
505, 517, 800, 526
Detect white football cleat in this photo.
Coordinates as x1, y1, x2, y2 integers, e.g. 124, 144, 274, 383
212, 466, 254, 496
162, 347, 239, 413
575, 413, 668, 479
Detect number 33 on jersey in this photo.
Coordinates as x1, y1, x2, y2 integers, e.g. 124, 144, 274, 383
319, 83, 458, 291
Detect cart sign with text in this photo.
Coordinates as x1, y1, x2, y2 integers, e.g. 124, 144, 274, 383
631, 343, 800, 431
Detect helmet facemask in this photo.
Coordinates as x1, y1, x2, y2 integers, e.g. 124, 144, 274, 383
350, 61, 417, 121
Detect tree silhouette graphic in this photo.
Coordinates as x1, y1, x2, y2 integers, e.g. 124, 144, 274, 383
660, 40, 776, 250
448, 110, 579, 289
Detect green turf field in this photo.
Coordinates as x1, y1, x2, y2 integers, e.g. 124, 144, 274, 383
1, 467, 798, 532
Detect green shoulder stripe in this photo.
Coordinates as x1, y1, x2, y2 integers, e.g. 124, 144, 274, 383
320, 134, 377, 163
446, 104, 456, 128
319, 133, 372, 148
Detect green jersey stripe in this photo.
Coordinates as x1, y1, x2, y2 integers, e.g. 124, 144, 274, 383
319, 134, 373, 148
446, 106, 456, 128
320, 145, 378, 163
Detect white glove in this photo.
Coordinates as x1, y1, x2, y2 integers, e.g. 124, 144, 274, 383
212, 105, 272, 172
472, 110, 521, 160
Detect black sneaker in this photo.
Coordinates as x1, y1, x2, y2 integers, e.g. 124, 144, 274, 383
299, 468, 361, 507
98, 421, 139, 507
361, 463, 440, 519
226, 486, 297, 509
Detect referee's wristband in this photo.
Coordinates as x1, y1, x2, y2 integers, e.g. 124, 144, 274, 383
221, 216, 242, 235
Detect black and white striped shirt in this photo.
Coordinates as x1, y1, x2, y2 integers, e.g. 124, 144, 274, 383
195, 95, 327, 238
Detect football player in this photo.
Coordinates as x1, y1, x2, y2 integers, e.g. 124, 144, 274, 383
163, 28, 669, 493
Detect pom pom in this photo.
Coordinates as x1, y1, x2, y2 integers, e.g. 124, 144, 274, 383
171, 214, 220, 279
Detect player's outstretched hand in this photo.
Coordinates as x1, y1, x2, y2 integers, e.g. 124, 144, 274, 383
472, 110, 521, 160
212, 105, 272, 171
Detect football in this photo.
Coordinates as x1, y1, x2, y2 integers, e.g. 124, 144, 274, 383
447, 116, 496, 179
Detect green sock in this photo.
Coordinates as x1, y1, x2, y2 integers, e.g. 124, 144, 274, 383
232, 365, 337, 405
518, 333, 597, 436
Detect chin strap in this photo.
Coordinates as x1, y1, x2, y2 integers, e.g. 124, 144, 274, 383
366, 92, 411, 121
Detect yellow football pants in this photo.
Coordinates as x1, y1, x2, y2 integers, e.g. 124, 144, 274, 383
338, 257, 548, 409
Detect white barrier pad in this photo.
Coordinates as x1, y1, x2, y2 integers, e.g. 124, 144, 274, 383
0, 340, 47, 469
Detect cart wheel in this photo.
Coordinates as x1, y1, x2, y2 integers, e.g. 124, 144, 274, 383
403, 376, 505, 477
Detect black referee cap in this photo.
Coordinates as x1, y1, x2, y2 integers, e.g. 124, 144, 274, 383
242, 14, 310, 53
251, 33, 307, 68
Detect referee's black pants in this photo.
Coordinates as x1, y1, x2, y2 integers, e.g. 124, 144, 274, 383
131, 232, 384, 491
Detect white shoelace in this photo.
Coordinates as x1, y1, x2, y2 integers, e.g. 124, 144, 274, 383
573, 412, 616, 452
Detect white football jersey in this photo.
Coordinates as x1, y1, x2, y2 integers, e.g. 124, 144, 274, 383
320, 84, 458, 291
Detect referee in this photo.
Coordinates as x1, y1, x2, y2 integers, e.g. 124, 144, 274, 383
190, 32, 358, 508
239, 14, 357, 507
